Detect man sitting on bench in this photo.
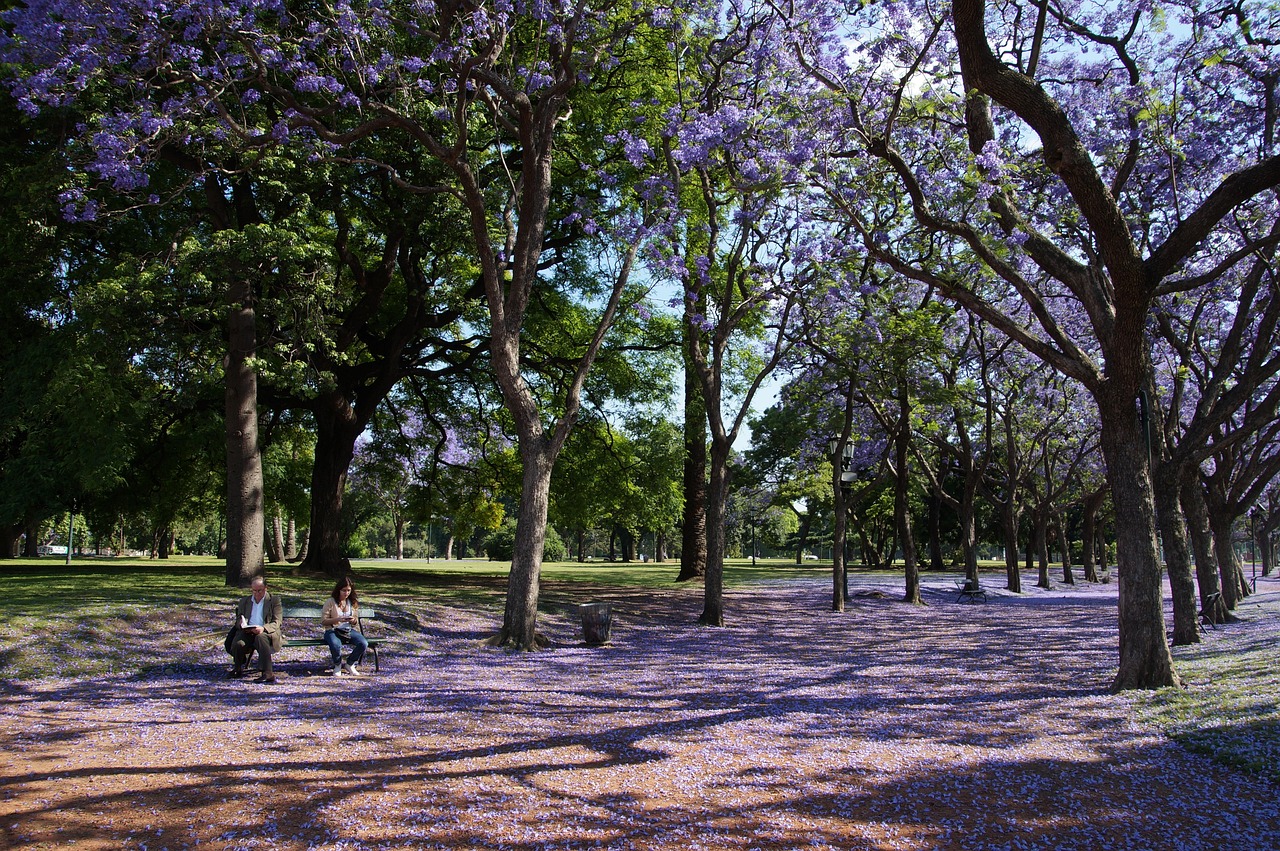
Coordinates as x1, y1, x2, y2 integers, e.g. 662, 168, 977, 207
225, 576, 284, 684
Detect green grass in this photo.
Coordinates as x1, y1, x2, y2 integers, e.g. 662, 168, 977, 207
1131, 616, 1280, 784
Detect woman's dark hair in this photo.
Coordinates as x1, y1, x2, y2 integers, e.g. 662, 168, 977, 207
331, 576, 359, 605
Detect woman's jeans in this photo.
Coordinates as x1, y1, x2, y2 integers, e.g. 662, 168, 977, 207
323, 628, 368, 666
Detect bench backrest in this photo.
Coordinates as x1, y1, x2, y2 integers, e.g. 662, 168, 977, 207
283, 605, 378, 620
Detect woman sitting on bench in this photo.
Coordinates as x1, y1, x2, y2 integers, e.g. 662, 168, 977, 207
322, 576, 369, 676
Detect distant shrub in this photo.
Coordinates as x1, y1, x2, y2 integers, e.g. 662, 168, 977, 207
483, 522, 566, 562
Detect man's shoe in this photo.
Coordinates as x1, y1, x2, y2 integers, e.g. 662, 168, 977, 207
254, 674, 277, 684
230, 666, 245, 678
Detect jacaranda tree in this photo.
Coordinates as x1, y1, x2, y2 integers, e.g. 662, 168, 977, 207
781, 0, 1280, 689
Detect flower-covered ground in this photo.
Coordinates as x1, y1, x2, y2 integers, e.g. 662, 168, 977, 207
2, 571, 1279, 850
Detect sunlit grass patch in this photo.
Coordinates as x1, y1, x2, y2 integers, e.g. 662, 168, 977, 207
1133, 602, 1280, 784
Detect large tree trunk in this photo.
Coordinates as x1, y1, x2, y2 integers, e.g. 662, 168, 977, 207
1204, 475, 1247, 610
1097, 526, 1109, 580
267, 508, 286, 564
1081, 487, 1105, 582
22, 518, 40, 557
1259, 516, 1274, 576
299, 394, 362, 578
1153, 459, 1199, 645
1098, 389, 1179, 690
1057, 513, 1075, 585
1034, 507, 1051, 589
496, 439, 556, 649
1001, 501, 1022, 592
832, 459, 848, 613
957, 478, 980, 585
288, 527, 309, 564
1, 524, 18, 558
155, 526, 173, 559
894, 386, 921, 605
678, 362, 707, 582
927, 487, 946, 572
794, 511, 813, 564
224, 274, 265, 587
855, 522, 878, 569
1181, 473, 1229, 624
700, 439, 732, 626
831, 388, 855, 610
618, 525, 637, 562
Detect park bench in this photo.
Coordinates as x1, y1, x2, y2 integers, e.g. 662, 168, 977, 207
280, 604, 390, 671
954, 578, 987, 604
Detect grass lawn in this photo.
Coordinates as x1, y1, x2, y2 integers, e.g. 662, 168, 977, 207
1130, 584, 1280, 784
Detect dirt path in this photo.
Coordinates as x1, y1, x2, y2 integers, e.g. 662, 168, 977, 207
2, 577, 1278, 850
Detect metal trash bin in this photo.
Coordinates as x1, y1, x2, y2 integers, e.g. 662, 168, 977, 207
579, 602, 612, 645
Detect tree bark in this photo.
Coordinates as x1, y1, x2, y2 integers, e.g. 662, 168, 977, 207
831, 385, 856, 611
678, 358, 708, 582
299, 392, 362, 578
497, 438, 556, 649
957, 476, 981, 585
833, 484, 848, 611
1001, 501, 1022, 592
1081, 487, 1105, 582
794, 511, 813, 564
1033, 507, 1051, 589
1181, 473, 1229, 624
1153, 459, 1199, 645
619, 525, 637, 562
1098, 387, 1179, 690
700, 439, 732, 625
894, 385, 921, 604
1, 524, 18, 558
1057, 513, 1074, 584
927, 487, 946, 572
1204, 474, 1247, 610
267, 508, 286, 564
223, 273, 265, 587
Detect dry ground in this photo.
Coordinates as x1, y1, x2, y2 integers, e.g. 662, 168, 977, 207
2, 575, 1279, 850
